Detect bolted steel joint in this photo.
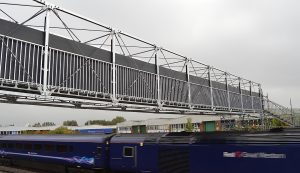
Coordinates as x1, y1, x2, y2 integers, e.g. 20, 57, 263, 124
110, 30, 120, 36
185, 57, 191, 64
154, 45, 162, 53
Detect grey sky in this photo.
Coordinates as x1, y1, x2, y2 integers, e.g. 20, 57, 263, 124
0, 0, 299, 126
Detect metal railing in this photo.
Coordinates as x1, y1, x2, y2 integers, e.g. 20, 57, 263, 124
263, 97, 296, 127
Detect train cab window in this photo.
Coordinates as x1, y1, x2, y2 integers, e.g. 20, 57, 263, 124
56, 145, 67, 153
123, 147, 134, 157
34, 144, 42, 151
96, 147, 102, 156
16, 143, 23, 150
45, 144, 54, 152
8, 143, 14, 149
24, 144, 32, 150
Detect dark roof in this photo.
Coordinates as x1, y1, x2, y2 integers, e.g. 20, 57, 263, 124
160, 128, 300, 144
110, 133, 166, 143
0, 134, 114, 143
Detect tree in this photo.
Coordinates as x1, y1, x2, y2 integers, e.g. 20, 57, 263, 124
48, 127, 77, 134
85, 116, 126, 126
42, 122, 56, 127
185, 118, 194, 132
63, 120, 78, 126
111, 116, 126, 124
32, 122, 42, 127
85, 120, 112, 126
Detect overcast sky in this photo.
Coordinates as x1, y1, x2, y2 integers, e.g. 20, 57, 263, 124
0, 0, 299, 126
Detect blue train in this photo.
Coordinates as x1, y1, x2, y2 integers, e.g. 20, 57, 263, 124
0, 129, 300, 173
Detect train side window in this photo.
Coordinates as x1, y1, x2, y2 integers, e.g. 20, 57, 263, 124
16, 143, 23, 150
1, 143, 7, 148
56, 145, 67, 153
69, 146, 74, 152
34, 144, 42, 151
45, 144, 54, 152
24, 144, 32, 150
8, 143, 14, 149
123, 147, 134, 157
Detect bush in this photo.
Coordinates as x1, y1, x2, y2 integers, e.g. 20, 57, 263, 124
48, 127, 77, 134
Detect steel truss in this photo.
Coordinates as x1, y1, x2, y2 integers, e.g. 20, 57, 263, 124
263, 96, 296, 127
0, 0, 265, 117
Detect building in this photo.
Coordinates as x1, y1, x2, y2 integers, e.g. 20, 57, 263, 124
0, 126, 59, 135
117, 115, 234, 134
70, 125, 116, 134
168, 115, 224, 132
117, 114, 263, 134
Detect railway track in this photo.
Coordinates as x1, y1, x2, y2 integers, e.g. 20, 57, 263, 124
0, 166, 41, 173
0, 165, 107, 173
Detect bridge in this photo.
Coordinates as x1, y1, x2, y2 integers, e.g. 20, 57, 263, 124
0, 0, 296, 127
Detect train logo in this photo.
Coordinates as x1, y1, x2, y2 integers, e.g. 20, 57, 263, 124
68, 156, 95, 165
223, 151, 286, 159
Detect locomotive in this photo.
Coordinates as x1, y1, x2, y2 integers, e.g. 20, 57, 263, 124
1, 129, 300, 173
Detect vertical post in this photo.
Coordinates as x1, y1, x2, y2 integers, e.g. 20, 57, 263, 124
225, 72, 231, 112
208, 66, 214, 110
266, 93, 270, 111
155, 47, 161, 108
250, 81, 254, 111
42, 7, 51, 96
239, 78, 244, 112
111, 30, 116, 103
259, 84, 265, 130
259, 84, 264, 111
186, 58, 191, 108
290, 98, 295, 127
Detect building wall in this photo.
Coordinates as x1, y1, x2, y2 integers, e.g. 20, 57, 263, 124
199, 123, 205, 132
147, 125, 169, 133
216, 121, 222, 131
117, 127, 131, 134
0, 131, 22, 135
117, 121, 221, 134
116, 115, 244, 134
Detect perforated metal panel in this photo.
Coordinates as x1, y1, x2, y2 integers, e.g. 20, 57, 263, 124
159, 147, 190, 173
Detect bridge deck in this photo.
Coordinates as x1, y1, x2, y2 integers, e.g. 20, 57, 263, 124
0, 0, 263, 114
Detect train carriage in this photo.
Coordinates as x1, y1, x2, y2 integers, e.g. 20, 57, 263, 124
0, 135, 113, 171
110, 129, 300, 173
1, 129, 300, 173
188, 129, 300, 173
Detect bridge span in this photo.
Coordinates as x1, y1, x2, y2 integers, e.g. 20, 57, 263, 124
0, 0, 295, 127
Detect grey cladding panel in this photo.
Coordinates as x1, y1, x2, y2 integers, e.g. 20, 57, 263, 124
160, 66, 187, 81
190, 75, 209, 86
0, 19, 44, 46
212, 81, 226, 90
116, 54, 156, 73
49, 34, 112, 63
